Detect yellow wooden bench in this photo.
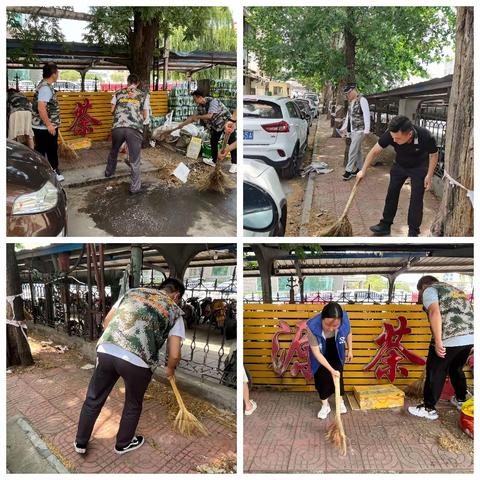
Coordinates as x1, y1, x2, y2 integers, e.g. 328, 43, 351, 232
244, 303, 473, 392
24, 90, 168, 143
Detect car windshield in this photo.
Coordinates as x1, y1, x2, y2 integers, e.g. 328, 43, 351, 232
243, 101, 282, 119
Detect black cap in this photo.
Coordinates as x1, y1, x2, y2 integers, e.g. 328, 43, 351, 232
343, 83, 357, 94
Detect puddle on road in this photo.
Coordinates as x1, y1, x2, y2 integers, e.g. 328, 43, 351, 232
78, 180, 236, 236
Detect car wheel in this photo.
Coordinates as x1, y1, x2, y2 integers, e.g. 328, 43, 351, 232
280, 146, 298, 180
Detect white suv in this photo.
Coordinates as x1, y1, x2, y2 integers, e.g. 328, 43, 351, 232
243, 96, 309, 179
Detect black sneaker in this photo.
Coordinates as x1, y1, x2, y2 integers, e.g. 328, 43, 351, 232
73, 440, 87, 454
369, 222, 391, 236
129, 186, 148, 195
114, 435, 145, 455
408, 231, 419, 237
342, 169, 358, 181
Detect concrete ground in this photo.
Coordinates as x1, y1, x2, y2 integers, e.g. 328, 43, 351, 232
60, 142, 236, 237
7, 335, 236, 474
284, 116, 440, 236
244, 390, 473, 473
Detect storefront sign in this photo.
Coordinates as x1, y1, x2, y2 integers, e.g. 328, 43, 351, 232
271, 320, 313, 379
364, 315, 426, 382
68, 98, 101, 136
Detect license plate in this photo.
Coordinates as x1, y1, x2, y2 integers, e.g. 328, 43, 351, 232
244, 130, 253, 140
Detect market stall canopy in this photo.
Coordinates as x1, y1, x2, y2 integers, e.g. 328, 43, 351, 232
7, 39, 236, 73
366, 75, 452, 102
16, 243, 237, 276
244, 244, 473, 277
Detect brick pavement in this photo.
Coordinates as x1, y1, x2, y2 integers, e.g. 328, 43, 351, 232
307, 117, 440, 236
244, 390, 473, 473
7, 336, 236, 473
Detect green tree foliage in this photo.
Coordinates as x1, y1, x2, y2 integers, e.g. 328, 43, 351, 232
365, 275, 388, 292
60, 70, 81, 81
7, 7, 71, 64
83, 7, 234, 83
245, 6, 456, 93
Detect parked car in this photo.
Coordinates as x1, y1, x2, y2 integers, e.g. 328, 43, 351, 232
244, 158, 287, 236
244, 95, 309, 179
305, 93, 320, 117
54, 80, 81, 92
7, 140, 67, 236
293, 98, 314, 128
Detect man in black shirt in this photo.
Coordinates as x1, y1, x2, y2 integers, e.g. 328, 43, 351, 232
357, 115, 438, 236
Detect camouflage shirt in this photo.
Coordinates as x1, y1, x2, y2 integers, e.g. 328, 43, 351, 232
112, 86, 147, 132
348, 95, 365, 132
430, 282, 474, 341
32, 79, 61, 128
97, 288, 184, 370
197, 97, 231, 132
8, 91, 32, 115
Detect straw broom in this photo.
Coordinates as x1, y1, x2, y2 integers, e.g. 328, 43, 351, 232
199, 132, 235, 194
57, 130, 79, 162
168, 376, 209, 437
325, 375, 347, 456
316, 177, 361, 237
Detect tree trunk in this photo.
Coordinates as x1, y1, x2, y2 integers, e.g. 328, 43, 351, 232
341, 13, 357, 158
129, 12, 160, 87
430, 7, 473, 236
7, 244, 34, 368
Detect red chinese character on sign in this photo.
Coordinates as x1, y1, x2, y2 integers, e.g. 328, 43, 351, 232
364, 315, 426, 382
271, 320, 313, 380
68, 98, 101, 136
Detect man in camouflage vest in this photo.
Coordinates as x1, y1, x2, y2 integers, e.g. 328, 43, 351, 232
7, 88, 34, 148
75, 278, 185, 455
173, 88, 233, 167
408, 275, 473, 420
105, 74, 150, 194
31, 62, 64, 181
339, 84, 371, 181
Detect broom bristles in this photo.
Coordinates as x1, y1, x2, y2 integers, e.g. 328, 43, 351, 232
326, 421, 347, 456
199, 164, 234, 194
58, 142, 79, 162
174, 408, 209, 437
316, 216, 353, 237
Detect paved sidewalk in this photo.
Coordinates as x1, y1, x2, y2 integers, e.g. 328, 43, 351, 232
7, 335, 236, 473
304, 117, 440, 236
244, 390, 473, 473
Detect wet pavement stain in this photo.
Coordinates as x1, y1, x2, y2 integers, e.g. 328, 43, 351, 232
79, 180, 236, 236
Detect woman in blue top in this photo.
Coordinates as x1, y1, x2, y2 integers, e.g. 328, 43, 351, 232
306, 302, 353, 419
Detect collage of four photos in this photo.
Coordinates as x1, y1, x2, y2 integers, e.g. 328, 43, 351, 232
4, 3, 475, 476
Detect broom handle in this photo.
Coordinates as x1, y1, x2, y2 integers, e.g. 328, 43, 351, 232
169, 376, 187, 410
58, 129, 66, 145
220, 132, 231, 155
339, 177, 361, 220
334, 375, 346, 436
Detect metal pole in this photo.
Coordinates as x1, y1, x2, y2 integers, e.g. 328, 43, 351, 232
162, 34, 170, 91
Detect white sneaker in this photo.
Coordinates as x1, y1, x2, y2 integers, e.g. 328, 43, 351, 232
203, 158, 215, 167
339, 399, 347, 414
229, 164, 237, 174
408, 403, 438, 420
450, 396, 465, 411
317, 403, 331, 419
245, 399, 257, 416
55, 170, 65, 182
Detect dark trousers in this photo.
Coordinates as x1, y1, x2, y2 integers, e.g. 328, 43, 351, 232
33, 127, 59, 171
210, 129, 237, 164
75, 352, 152, 448
381, 162, 427, 235
423, 344, 472, 409
313, 340, 344, 400
106, 127, 143, 192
